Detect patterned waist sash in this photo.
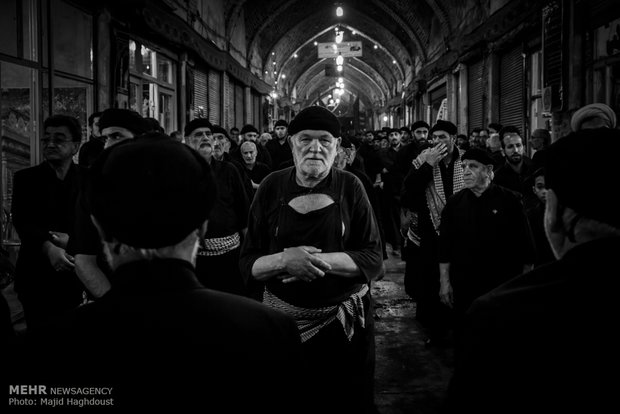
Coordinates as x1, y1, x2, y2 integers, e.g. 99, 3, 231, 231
197, 232, 240, 256
263, 284, 369, 343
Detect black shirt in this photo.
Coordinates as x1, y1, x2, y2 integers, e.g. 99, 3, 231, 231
265, 138, 293, 171
439, 184, 535, 271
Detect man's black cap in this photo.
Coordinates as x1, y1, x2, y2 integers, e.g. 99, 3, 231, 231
288, 106, 341, 138
411, 121, 430, 131
211, 125, 230, 139
430, 120, 457, 136
462, 148, 495, 166
274, 119, 289, 128
87, 135, 217, 248
184, 118, 212, 137
545, 128, 620, 228
240, 124, 258, 135
99, 108, 149, 136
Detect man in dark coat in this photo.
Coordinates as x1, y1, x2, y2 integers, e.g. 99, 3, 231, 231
11, 115, 85, 332
77, 111, 103, 167
10, 136, 305, 412
266, 119, 293, 170
445, 128, 620, 413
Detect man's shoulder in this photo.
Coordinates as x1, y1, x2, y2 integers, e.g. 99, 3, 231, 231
14, 163, 47, 180
470, 261, 565, 316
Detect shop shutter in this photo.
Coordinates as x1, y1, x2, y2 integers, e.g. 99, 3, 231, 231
499, 45, 524, 131
226, 75, 235, 129
193, 68, 208, 119
542, 1, 564, 111
468, 59, 485, 130
253, 93, 260, 130
208, 70, 221, 125
235, 83, 244, 128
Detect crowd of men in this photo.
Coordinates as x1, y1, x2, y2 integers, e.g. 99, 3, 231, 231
2, 101, 618, 413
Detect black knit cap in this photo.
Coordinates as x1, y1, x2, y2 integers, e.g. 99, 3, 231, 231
462, 148, 495, 166
429, 120, 457, 136
545, 128, 620, 228
411, 120, 430, 131
87, 135, 217, 248
288, 106, 341, 138
211, 124, 230, 139
184, 118, 212, 136
240, 124, 258, 135
274, 119, 289, 128
99, 108, 149, 136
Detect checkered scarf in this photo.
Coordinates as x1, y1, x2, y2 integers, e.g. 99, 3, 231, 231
197, 232, 240, 256
263, 284, 369, 343
411, 150, 463, 235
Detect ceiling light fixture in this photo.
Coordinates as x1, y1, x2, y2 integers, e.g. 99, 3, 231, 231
336, 54, 344, 65
335, 30, 343, 44
336, 6, 343, 17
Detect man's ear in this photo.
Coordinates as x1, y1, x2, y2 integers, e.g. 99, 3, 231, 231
544, 189, 578, 259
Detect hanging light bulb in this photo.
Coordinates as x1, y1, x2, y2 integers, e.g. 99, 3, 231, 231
338, 77, 343, 83
336, 6, 343, 17
337, 65, 343, 72
336, 54, 344, 65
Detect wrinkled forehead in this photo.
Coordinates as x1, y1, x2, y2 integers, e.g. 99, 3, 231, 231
293, 130, 338, 140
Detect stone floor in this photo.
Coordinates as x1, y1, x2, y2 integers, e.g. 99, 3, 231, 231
373, 253, 454, 414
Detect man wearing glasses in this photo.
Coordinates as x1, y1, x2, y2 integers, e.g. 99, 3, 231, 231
11, 115, 86, 332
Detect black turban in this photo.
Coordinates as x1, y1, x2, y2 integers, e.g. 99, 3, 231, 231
87, 135, 217, 248
462, 148, 495, 166
289, 106, 341, 138
411, 121, 430, 131
274, 119, 289, 128
99, 108, 149, 136
545, 128, 620, 228
184, 118, 212, 136
429, 120, 457, 136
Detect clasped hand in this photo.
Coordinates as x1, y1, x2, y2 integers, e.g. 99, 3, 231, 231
278, 246, 331, 283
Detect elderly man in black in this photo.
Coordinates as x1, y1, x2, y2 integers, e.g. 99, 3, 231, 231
438, 148, 534, 333
11, 115, 85, 332
186, 118, 250, 296
446, 128, 620, 414
12, 137, 305, 412
239, 106, 383, 413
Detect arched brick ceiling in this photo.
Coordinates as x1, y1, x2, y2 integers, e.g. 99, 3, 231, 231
281, 33, 394, 102
295, 60, 386, 108
232, 0, 456, 107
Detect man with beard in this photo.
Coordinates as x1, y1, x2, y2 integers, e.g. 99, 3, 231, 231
71, 109, 149, 300
186, 119, 250, 296
446, 128, 620, 414
266, 119, 293, 170
438, 148, 534, 344
379, 128, 405, 256
493, 126, 536, 208
239, 106, 382, 413
400, 120, 461, 346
